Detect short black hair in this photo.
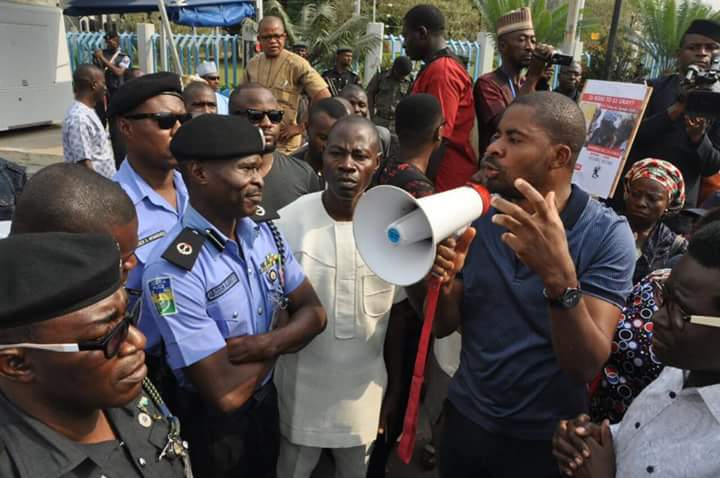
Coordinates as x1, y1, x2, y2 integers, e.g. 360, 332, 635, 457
509, 91, 587, 162
328, 116, 380, 153
73, 64, 102, 93
392, 56, 413, 76
395, 94, 442, 146
404, 5, 446, 33
11, 164, 136, 235
229, 83, 275, 111
308, 97, 350, 123
339, 84, 367, 99
688, 221, 720, 269
184, 81, 214, 101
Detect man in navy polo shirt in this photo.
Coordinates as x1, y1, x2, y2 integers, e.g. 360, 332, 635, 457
429, 91, 635, 477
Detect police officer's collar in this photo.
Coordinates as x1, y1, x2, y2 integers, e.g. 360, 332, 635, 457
183, 206, 263, 251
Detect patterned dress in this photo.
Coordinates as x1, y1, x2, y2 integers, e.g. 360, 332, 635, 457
590, 269, 670, 423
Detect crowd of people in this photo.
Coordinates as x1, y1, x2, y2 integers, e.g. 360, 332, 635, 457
2, 3, 720, 478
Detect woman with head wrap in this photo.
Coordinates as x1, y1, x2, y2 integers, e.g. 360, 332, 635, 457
623, 158, 688, 283
589, 159, 688, 424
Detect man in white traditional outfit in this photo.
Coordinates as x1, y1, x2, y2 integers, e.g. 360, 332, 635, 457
275, 116, 404, 478
196, 60, 229, 114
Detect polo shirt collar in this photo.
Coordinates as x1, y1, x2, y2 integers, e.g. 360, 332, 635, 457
0, 392, 102, 477
116, 160, 188, 213
183, 206, 260, 253
559, 185, 589, 231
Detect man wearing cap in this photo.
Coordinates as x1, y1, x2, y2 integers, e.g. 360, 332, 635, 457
110, 72, 190, 350
0, 232, 190, 477
94, 31, 131, 98
366, 56, 414, 133
627, 19, 720, 208
141, 114, 326, 478
322, 48, 360, 97
243, 16, 331, 155
229, 84, 322, 212
197, 61, 229, 115
402, 5, 477, 192
473, 8, 555, 156
291, 43, 309, 60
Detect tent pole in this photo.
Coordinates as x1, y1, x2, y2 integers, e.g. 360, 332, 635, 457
156, 0, 184, 75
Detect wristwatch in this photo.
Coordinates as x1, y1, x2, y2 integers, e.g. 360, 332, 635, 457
543, 285, 581, 309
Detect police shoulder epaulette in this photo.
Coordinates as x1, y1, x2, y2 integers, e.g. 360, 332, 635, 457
251, 204, 280, 223
161, 228, 206, 271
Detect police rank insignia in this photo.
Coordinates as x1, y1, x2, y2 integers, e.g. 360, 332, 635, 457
148, 277, 177, 316
261, 253, 280, 282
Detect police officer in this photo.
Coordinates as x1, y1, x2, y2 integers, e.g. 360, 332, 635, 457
322, 48, 361, 97
110, 72, 190, 350
141, 114, 326, 478
366, 56, 413, 132
0, 232, 191, 477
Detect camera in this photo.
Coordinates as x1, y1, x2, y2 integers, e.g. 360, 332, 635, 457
683, 52, 720, 119
532, 51, 574, 66
549, 52, 574, 66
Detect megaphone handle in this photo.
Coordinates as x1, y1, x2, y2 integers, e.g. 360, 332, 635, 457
397, 276, 442, 464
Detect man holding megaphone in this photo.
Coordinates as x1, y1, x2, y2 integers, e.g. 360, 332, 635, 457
426, 92, 636, 478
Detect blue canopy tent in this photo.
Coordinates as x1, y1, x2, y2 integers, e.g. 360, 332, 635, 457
63, 0, 256, 28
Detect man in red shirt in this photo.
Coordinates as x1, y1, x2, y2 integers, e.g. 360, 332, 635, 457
402, 4, 477, 192
474, 8, 554, 156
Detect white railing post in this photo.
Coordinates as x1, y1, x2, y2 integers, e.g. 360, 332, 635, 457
137, 23, 156, 74
476, 32, 495, 76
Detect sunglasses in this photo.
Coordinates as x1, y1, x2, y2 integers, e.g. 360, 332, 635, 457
204, 76, 220, 81
232, 108, 284, 124
657, 282, 720, 327
0, 299, 141, 360
124, 112, 192, 130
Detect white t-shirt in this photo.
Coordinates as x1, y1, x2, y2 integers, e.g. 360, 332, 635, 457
275, 192, 398, 447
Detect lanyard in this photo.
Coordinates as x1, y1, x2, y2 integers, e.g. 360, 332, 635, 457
507, 77, 517, 99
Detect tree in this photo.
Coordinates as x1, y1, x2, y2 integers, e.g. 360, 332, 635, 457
375, 0, 483, 40
474, 0, 570, 45
627, 0, 720, 74
262, 0, 382, 71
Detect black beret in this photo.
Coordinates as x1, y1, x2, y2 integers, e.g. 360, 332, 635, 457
685, 19, 720, 44
0, 233, 121, 329
108, 72, 183, 117
292, 42, 308, 49
170, 114, 266, 161
337, 47, 353, 54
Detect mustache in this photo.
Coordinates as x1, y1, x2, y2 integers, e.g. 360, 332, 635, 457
480, 155, 500, 169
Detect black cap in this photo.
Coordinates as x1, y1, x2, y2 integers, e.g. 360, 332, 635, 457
0, 233, 121, 329
337, 47, 353, 54
685, 19, 720, 43
292, 42, 308, 49
108, 72, 183, 117
170, 114, 266, 161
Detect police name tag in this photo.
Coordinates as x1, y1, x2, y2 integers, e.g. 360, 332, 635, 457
148, 277, 178, 316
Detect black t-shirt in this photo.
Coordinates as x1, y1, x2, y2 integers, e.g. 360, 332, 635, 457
261, 151, 323, 213
376, 158, 435, 199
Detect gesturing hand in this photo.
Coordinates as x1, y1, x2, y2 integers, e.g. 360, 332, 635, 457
491, 179, 577, 293
685, 115, 708, 145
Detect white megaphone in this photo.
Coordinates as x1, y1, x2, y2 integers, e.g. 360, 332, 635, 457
353, 183, 492, 286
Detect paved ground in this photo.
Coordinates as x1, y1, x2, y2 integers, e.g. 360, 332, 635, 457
0, 124, 63, 174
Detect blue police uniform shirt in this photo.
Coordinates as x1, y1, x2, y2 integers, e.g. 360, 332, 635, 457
449, 185, 635, 440
113, 160, 189, 349
141, 205, 305, 388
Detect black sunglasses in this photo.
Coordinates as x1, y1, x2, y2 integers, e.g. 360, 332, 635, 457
233, 108, 284, 124
124, 112, 192, 130
77, 299, 141, 359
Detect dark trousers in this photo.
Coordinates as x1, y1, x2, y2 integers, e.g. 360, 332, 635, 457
439, 401, 562, 478
177, 382, 280, 478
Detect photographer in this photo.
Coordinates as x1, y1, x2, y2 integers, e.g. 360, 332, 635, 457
474, 8, 566, 156
629, 19, 720, 208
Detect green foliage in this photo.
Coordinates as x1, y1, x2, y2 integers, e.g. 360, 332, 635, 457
375, 0, 483, 40
627, 0, 720, 74
474, 0, 594, 46
585, 28, 649, 81
262, 0, 382, 70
